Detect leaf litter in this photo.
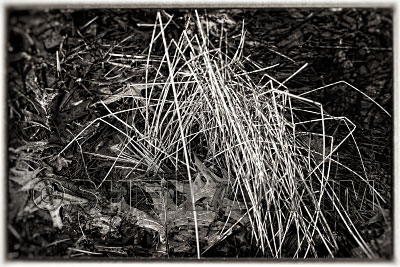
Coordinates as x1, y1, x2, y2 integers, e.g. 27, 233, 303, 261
7, 8, 392, 259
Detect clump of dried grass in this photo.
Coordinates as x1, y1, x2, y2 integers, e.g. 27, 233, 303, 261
59, 10, 389, 258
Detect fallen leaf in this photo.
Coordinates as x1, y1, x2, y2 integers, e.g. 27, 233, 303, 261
10, 167, 44, 187
50, 155, 71, 171
93, 84, 143, 106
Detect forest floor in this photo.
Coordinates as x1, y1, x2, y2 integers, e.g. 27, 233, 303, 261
7, 8, 392, 259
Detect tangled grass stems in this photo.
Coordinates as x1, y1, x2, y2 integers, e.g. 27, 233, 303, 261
58, 10, 389, 258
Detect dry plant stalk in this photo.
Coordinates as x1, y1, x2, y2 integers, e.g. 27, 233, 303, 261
58, 10, 389, 258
